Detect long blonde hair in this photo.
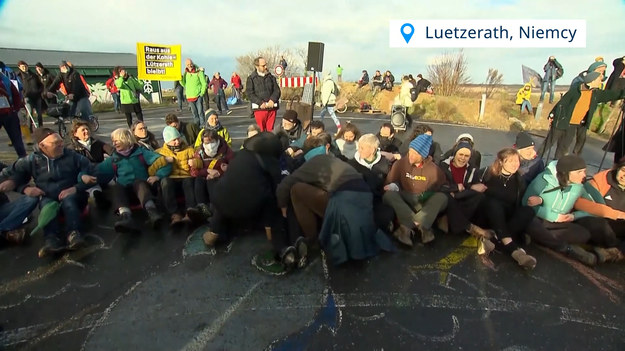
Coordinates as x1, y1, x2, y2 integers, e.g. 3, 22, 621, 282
489, 148, 520, 176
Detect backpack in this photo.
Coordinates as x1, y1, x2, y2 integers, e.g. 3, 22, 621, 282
0, 79, 19, 114
410, 87, 418, 102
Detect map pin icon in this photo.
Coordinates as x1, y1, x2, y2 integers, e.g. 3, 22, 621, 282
401, 23, 414, 43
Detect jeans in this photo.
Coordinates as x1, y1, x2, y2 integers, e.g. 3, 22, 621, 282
175, 88, 184, 110
540, 80, 555, 103
41, 191, 88, 239
161, 177, 196, 214
25, 96, 43, 128
0, 111, 26, 157
69, 96, 94, 121
319, 105, 341, 128
111, 92, 121, 111
216, 92, 229, 113
383, 191, 448, 230
520, 100, 532, 114
0, 195, 39, 232
189, 97, 205, 126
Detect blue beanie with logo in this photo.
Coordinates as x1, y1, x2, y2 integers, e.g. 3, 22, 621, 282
409, 134, 432, 158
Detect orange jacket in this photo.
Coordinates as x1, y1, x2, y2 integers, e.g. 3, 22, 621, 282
574, 169, 625, 220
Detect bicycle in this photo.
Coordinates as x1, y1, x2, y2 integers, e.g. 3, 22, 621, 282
335, 93, 372, 114
46, 98, 99, 138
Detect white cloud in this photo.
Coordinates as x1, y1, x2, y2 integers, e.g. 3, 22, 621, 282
0, 0, 623, 83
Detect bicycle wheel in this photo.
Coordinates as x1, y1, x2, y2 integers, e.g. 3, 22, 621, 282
89, 115, 100, 132
335, 104, 348, 114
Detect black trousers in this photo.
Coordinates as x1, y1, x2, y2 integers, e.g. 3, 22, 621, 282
576, 216, 620, 247
473, 197, 535, 243
445, 193, 485, 235
161, 177, 196, 214
110, 179, 155, 210
526, 218, 591, 251
194, 177, 218, 205
121, 103, 144, 127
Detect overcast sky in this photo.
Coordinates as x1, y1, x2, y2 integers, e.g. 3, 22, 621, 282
0, 0, 623, 84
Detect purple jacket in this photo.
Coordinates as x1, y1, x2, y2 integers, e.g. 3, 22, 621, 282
209, 77, 228, 95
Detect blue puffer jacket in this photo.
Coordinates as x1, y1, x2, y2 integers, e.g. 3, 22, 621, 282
96, 145, 172, 186
522, 160, 590, 222
7, 149, 92, 200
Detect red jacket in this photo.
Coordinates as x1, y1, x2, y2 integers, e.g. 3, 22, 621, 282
231, 74, 242, 89
106, 76, 119, 94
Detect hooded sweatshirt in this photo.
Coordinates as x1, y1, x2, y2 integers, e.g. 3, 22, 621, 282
515, 83, 532, 104
385, 156, 445, 195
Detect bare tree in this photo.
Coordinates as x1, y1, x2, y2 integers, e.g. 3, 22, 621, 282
427, 50, 471, 96
235, 46, 306, 81
483, 68, 504, 98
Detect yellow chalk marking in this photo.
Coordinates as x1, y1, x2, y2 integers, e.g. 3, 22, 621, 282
410, 236, 478, 285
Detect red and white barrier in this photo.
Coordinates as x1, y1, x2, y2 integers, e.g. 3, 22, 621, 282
279, 76, 319, 88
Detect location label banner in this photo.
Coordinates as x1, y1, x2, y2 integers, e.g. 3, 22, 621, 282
136, 42, 182, 81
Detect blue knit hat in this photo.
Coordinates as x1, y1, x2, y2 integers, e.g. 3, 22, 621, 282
162, 125, 181, 143
409, 134, 432, 158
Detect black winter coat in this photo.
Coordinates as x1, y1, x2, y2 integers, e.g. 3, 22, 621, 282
48, 67, 90, 101
246, 71, 280, 110
67, 137, 113, 163
19, 69, 43, 99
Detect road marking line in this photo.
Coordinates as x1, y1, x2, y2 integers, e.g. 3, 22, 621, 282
410, 236, 479, 285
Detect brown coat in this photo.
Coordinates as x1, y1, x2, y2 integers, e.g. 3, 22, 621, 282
385, 156, 444, 194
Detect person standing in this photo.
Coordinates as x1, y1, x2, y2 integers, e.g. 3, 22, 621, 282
209, 72, 231, 115
336, 64, 343, 83
115, 66, 144, 127
46, 61, 93, 121
181, 58, 207, 127
540, 56, 564, 103
279, 55, 288, 72
106, 70, 121, 114
173, 80, 185, 112
246, 57, 281, 132
230, 72, 242, 101
516, 83, 533, 115
319, 72, 341, 132
35, 62, 56, 107
0, 72, 27, 158
16, 61, 44, 128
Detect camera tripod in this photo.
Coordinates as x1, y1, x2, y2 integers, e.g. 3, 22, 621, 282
598, 100, 625, 171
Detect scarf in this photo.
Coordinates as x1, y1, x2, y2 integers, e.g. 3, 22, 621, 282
77, 138, 92, 151
168, 144, 183, 153
117, 147, 133, 157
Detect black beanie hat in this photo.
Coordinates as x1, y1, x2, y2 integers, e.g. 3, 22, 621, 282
282, 110, 298, 123
515, 132, 535, 149
556, 155, 586, 174
454, 141, 472, 156
33, 127, 56, 144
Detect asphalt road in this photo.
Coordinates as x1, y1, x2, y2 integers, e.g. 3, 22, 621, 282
0, 103, 624, 350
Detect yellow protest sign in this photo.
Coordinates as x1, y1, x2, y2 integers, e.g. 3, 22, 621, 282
136, 42, 181, 81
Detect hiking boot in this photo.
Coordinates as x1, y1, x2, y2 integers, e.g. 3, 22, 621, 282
392, 224, 413, 247
67, 231, 87, 250
186, 207, 205, 225
294, 236, 308, 268
114, 212, 137, 234
417, 224, 435, 244
145, 207, 163, 229
467, 223, 494, 240
593, 247, 625, 263
477, 238, 495, 256
280, 246, 296, 271
4, 227, 27, 244
197, 203, 212, 218
253, 250, 287, 275
38, 237, 66, 258
511, 248, 537, 269
566, 245, 597, 266
202, 230, 219, 247
437, 215, 449, 234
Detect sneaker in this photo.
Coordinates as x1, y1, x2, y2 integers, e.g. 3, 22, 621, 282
417, 224, 435, 244
186, 207, 205, 225
593, 247, 624, 263
114, 212, 138, 234
253, 250, 287, 275
566, 245, 597, 266
467, 223, 494, 240
511, 248, 537, 269
280, 246, 296, 271
145, 207, 163, 229
4, 227, 27, 244
226, 110, 233, 115
197, 203, 212, 218
392, 225, 413, 247
202, 230, 219, 247
38, 237, 66, 258
477, 238, 495, 256
294, 237, 308, 268
67, 231, 87, 250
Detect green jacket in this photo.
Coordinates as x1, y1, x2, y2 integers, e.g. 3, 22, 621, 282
522, 161, 590, 222
181, 66, 207, 99
115, 76, 144, 104
551, 85, 624, 131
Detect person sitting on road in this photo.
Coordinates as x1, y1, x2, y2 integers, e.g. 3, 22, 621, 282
470, 148, 537, 269
67, 121, 114, 205
277, 133, 395, 266
438, 140, 495, 255
191, 129, 234, 220
131, 120, 160, 151
398, 123, 443, 164
165, 113, 200, 147
514, 132, 544, 186
156, 126, 203, 229
377, 122, 403, 157
96, 128, 171, 234
276, 110, 307, 156
442, 133, 482, 169
522, 155, 603, 267
193, 109, 232, 147
306, 120, 342, 158
383, 133, 448, 246
1, 128, 95, 257
0, 161, 39, 245
348, 134, 395, 235
335, 122, 361, 160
